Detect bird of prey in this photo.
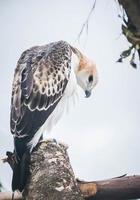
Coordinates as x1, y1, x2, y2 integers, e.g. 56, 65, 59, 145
10, 40, 98, 192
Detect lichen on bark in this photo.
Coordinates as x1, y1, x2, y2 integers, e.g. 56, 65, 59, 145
23, 140, 84, 200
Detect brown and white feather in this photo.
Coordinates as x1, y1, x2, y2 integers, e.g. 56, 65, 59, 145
10, 41, 73, 145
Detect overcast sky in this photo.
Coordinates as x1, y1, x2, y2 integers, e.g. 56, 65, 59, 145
0, 0, 140, 191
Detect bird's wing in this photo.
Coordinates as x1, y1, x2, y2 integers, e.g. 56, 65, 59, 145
10, 41, 72, 140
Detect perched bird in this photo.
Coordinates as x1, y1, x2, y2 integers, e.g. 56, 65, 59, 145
10, 40, 98, 192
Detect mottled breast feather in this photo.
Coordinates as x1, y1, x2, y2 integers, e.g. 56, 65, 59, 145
10, 41, 72, 140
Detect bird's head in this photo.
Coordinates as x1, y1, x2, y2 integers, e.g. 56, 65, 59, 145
71, 47, 98, 98
76, 58, 98, 98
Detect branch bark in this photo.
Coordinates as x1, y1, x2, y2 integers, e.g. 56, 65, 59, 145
0, 192, 22, 200
23, 140, 84, 200
78, 175, 140, 199
118, 0, 140, 47
117, 0, 140, 64
2, 140, 140, 200
118, 0, 140, 36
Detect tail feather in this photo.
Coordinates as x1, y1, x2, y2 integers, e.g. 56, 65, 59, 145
12, 162, 20, 191
20, 151, 30, 191
12, 151, 30, 192
12, 134, 42, 192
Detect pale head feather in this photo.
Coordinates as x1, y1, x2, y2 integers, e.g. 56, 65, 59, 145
71, 46, 98, 97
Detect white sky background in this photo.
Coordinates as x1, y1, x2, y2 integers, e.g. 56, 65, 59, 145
0, 0, 140, 191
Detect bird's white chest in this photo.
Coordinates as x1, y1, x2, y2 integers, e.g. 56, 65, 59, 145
29, 69, 78, 150
43, 68, 78, 133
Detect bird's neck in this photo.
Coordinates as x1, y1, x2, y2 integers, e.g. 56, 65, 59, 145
70, 45, 90, 73
72, 53, 90, 73
71, 51, 80, 73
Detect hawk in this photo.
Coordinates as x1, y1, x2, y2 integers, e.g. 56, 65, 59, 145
10, 41, 98, 192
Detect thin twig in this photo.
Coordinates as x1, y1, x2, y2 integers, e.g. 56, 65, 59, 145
77, 0, 96, 43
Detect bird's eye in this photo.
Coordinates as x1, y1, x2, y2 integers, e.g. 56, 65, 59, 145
88, 75, 93, 83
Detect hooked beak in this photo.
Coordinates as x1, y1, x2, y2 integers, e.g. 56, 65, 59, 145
85, 90, 91, 98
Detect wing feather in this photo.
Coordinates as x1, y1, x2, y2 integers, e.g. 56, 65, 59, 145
11, 41, 72, 140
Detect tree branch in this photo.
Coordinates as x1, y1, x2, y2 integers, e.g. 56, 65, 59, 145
23, 140, 84, 200
117, 0, 140, 65
2, 140, 140, 200
78, 175, 140, 199
0, 192, 22, 200
118, 0, 140, 35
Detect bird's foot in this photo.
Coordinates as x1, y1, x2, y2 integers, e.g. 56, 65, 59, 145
39, 138, 57, 144
38, 138, 69, 149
